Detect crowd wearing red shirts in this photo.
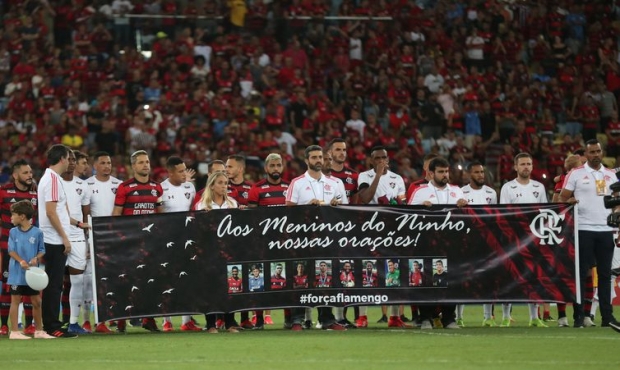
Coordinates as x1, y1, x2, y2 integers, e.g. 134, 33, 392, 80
0, 0, 619, 190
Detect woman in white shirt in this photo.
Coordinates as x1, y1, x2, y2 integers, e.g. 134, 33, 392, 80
195, 171, 238, 211
195, 171, 240, 333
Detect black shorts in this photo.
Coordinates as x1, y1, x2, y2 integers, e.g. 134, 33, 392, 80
1, 249, 8, 284
9, 284, 39, 296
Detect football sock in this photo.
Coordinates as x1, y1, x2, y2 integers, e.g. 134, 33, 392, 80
304, 308, 312, 321
584, 273, 594, 314
62, 274, 71, 324
82, 301, 91, 323
182, 315, 191, 325
456, 304, 464, 320
557, 303, 567, 318
390, 306, 399, 316
502, 304, 512, 320
69, 274, 84, 325
590, 300, 599, 319
163, 316, 172, 323
334, 307, 344, 321
82, 264, 92, 323
528, 304, 538, 320
410, 305, 419, 320
18, 302, 23, 326
0, 290, 11, 326
483, 304, 493, 320
359, 306, 367, 316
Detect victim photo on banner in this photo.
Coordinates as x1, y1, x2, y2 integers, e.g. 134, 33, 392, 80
91, 204, 576, 322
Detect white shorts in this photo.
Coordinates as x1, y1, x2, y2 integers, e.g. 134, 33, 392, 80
66, 239, 87, 270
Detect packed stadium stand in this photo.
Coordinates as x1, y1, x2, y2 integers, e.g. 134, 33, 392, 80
0, 0, 619, 190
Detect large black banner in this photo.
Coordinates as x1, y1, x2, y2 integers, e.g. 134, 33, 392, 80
92, 204, 576, 321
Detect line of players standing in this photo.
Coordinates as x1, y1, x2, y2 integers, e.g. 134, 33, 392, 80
2, 138, 616, 336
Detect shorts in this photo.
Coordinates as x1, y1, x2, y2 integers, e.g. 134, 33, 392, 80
9, 284, 39, 296
66, 239, 87, 270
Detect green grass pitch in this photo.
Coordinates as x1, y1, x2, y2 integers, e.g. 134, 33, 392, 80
2, 305, 619, 370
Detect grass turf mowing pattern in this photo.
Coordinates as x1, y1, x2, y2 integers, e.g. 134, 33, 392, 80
2, 306, 619, 370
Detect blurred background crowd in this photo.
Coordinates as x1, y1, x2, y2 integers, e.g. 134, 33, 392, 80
0, 0, 619, 191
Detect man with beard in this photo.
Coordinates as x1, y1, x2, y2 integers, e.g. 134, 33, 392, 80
248, 153, 289, 328
500, 152, 548, 328
113, 150, 164, 332
84, 151, 120, 333
38, 144, 78, 337
327, 139, 360, 324
328, 138, 359, 203
322, 149, 355, 328
0, 160, 38, 336
60, 151, 91, 335
286, 145, 347, 331
409, 157, 467, 330
560, 139, 620, 329
248, 153, 289, 208
462, 161, 497, 327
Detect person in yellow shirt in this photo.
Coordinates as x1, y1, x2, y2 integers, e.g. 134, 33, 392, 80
227, 0, 247, 30
61, 126, 84, 150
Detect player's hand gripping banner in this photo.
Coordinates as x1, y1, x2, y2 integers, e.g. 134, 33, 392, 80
92, 204, 575, 321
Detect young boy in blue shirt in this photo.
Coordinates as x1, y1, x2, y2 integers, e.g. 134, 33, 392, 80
7, 200, 54, 339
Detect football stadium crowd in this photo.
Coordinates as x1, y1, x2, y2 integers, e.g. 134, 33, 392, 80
2, 0, 620, 337
0, 0, 618, 188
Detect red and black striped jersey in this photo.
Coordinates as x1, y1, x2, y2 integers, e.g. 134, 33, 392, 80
114, 178, 163, 216
247, 179, 289, 207
330, 167, 358, 200
293, 274, 308, 289
228, 277, 243, 293
0, 183, 37, 249
229, 180, 252, 206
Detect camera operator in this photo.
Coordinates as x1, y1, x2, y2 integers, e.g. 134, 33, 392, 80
559, 139, 620, 328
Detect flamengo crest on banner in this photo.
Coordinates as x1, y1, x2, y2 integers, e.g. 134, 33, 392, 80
529, 209, 565, 245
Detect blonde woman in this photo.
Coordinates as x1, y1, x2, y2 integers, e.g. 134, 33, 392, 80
195, 171, 238, 211
195, 171, 239, 333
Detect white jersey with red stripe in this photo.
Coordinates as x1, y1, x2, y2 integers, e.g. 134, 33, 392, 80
408, 183, 465, 205
38, 168, 71, 245
286, 172, 347, 205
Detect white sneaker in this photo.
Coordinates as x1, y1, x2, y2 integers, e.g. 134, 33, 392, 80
421, 320, 433, 330
34, 330, 56, 339
444, 322, 461, 329
9, 331, 31, 340
583, 316, 596, 327
315, 322, 322, 329
557, 317, 569, 327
